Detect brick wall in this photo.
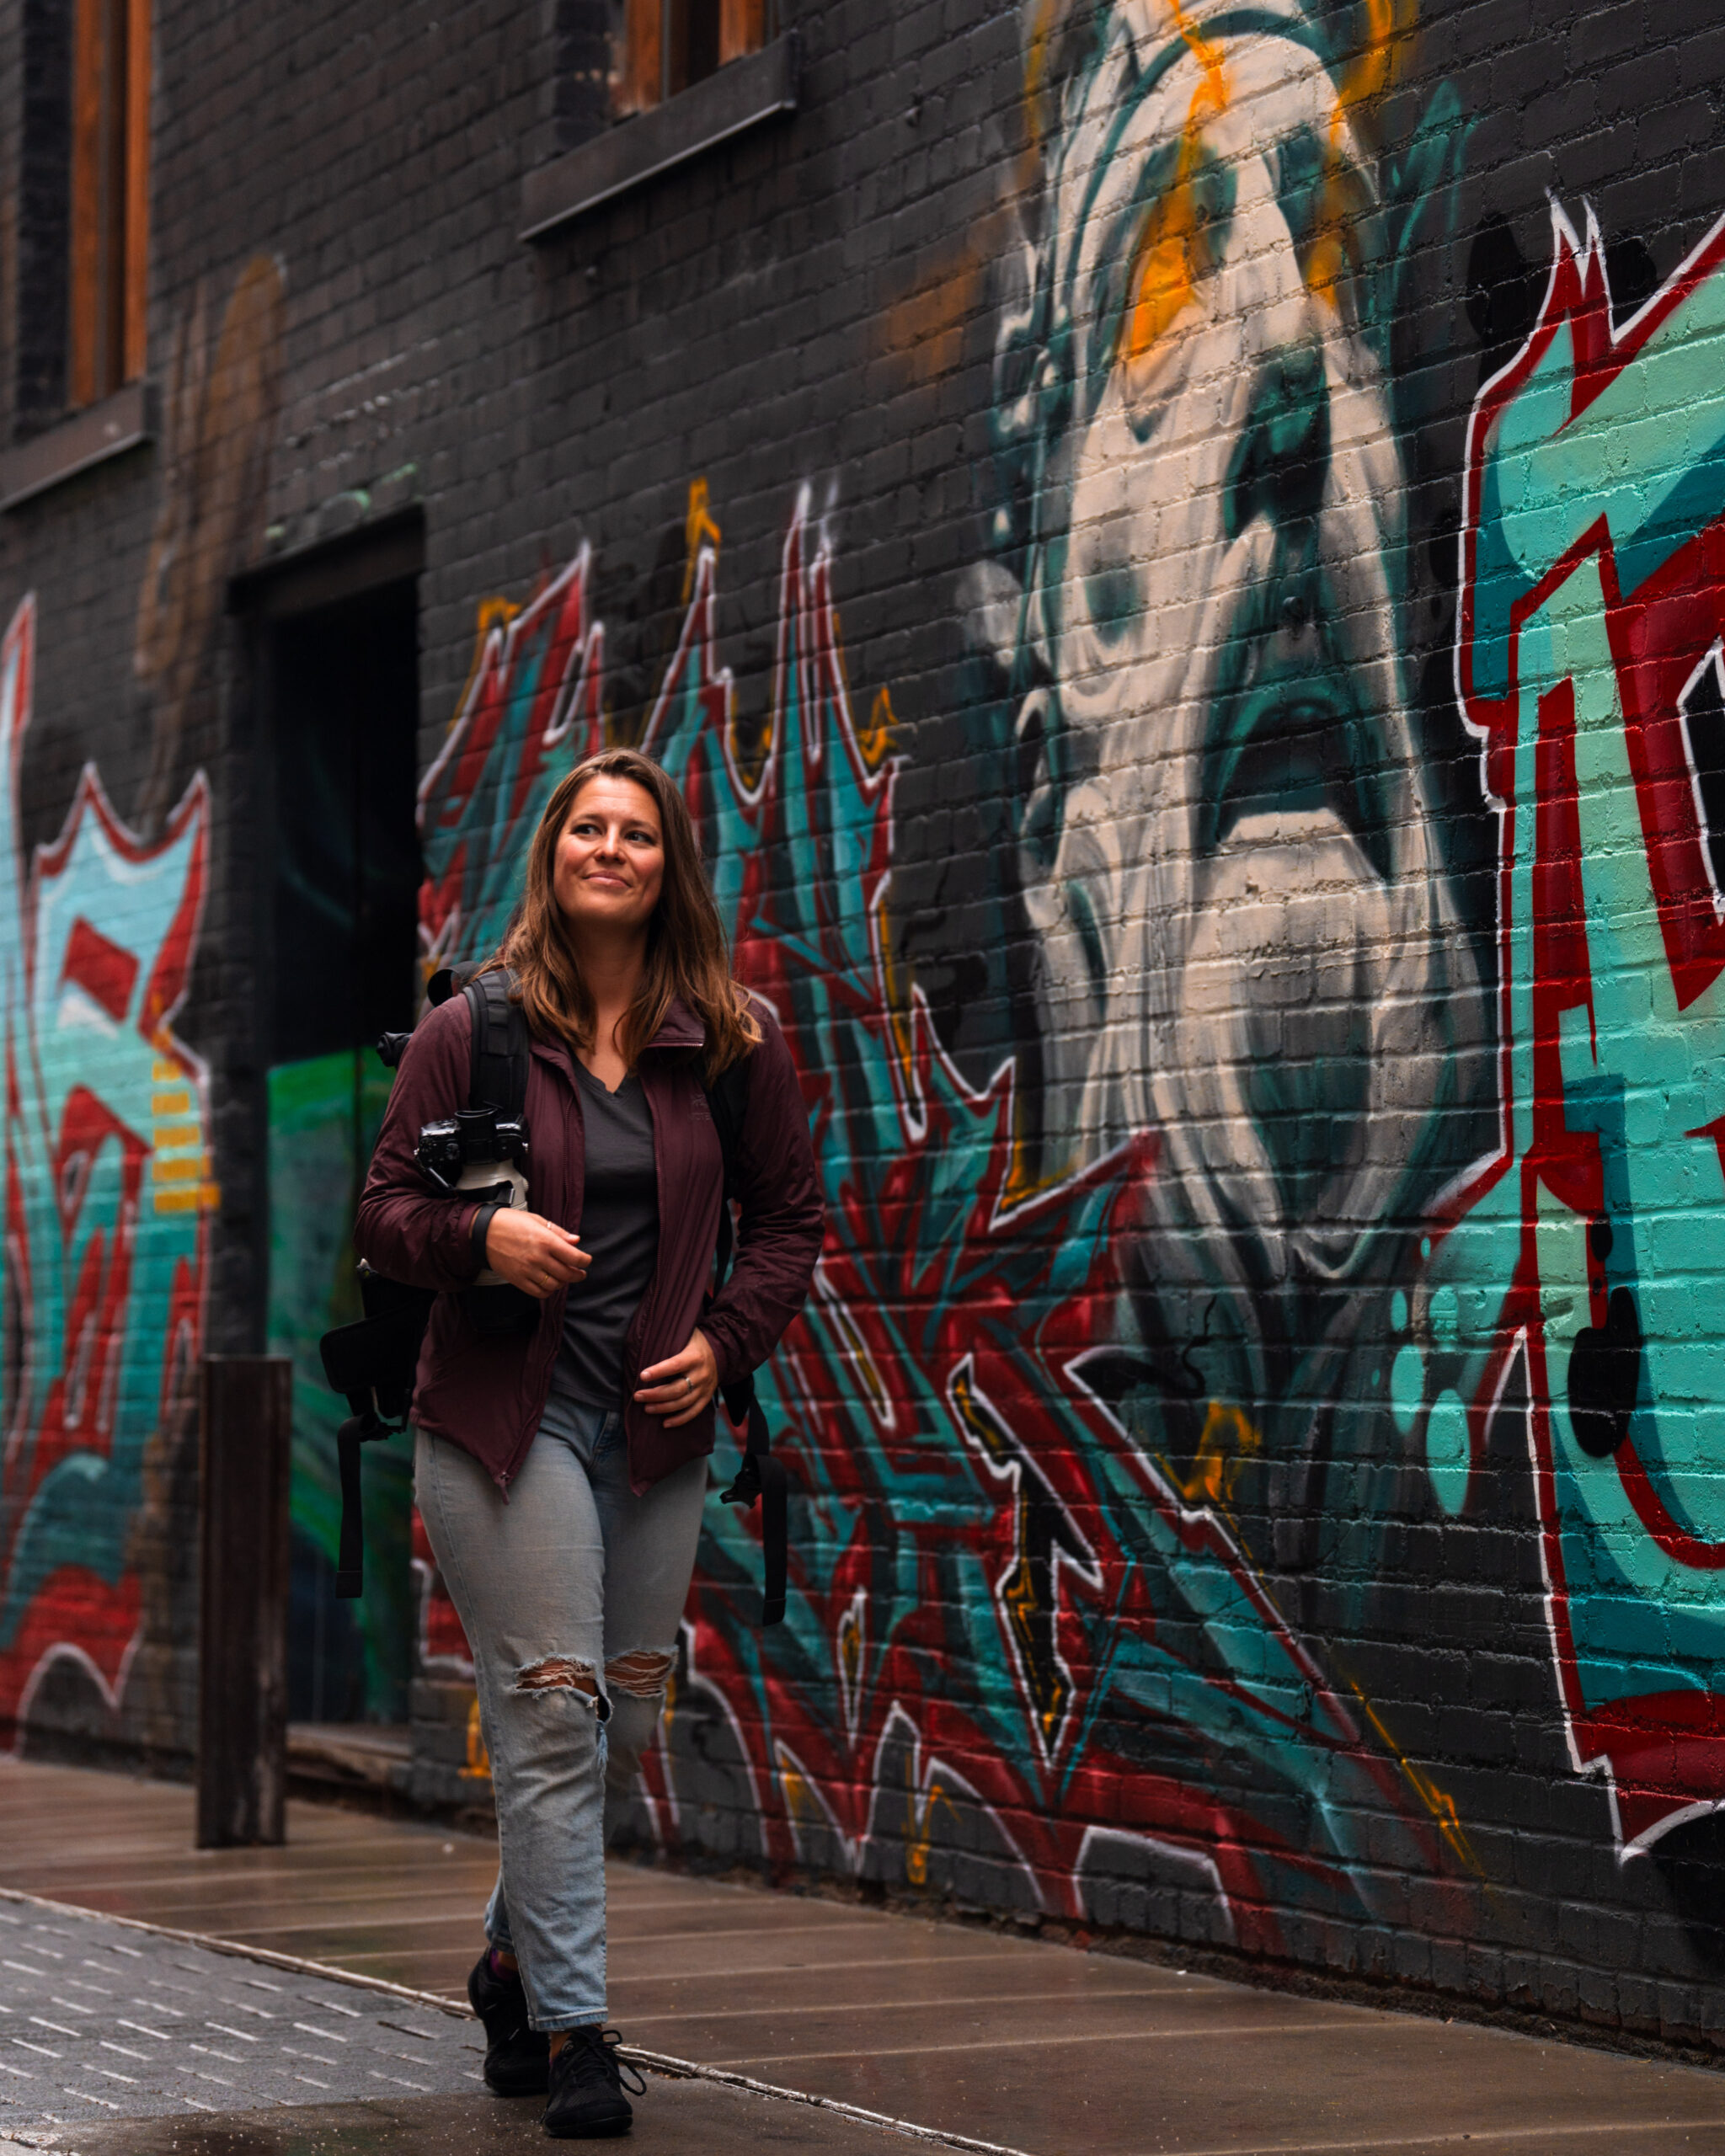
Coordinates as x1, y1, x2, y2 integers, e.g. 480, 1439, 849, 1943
7, 0, 1725, 2044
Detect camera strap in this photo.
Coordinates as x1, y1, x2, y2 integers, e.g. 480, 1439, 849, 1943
462, 967, 530, 1122
708, 1055, 787, 1629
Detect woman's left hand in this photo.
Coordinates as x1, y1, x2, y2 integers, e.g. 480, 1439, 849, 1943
635, 1328, 719, 1426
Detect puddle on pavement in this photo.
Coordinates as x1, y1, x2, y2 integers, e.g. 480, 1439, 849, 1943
7, 2092, 544, 2153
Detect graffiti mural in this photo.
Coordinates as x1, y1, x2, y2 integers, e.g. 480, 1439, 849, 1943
406, 1, 1725, 1975
1431, 203, 1725, 1859
0, 254, 279, 1756
0, 596, 211, 1743
637, 504, 1473, 1939
419, 491, 1472, 1947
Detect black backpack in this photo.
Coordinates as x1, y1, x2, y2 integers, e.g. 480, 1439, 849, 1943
318, 968, 785, 1624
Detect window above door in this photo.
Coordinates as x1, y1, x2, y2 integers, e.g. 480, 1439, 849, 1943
522, 8, 794, 242
613, 0, 773, 118
6, 0, 154, 507
19, 0, 151, 432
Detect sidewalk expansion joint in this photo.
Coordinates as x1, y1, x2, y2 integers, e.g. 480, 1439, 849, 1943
623, 2044, 1036, 2155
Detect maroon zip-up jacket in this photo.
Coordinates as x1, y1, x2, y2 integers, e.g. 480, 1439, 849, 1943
354, 990, 823, 1496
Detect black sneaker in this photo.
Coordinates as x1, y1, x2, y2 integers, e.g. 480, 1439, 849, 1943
467, 1949, 550, 2097
542, 2025, 644, 2139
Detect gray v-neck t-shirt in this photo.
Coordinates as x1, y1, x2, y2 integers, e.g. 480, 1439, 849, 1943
550, 1063, 660, 1410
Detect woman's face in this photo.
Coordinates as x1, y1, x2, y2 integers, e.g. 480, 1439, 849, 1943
553, 776, 665, 940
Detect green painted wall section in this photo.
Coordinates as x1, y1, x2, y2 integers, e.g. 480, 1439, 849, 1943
267, 1049, 409, 1723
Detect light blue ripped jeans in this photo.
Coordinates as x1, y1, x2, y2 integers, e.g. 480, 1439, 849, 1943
415, 1403, 708, 2031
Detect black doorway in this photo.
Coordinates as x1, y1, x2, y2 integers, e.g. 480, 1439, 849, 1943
260, 574, 421, 1730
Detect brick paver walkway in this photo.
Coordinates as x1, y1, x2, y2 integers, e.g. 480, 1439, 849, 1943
0, 1894, 482, 2132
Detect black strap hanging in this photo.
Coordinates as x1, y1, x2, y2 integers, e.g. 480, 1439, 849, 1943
334, 1410, 393, 1598
707, 1062, 788, 1628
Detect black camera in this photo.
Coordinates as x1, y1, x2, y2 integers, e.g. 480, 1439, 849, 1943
414, 1104, 537, 1339
416, 1105, 529, 1192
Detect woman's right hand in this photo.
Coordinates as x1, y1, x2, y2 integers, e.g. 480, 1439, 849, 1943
483, 1209, 590, 1297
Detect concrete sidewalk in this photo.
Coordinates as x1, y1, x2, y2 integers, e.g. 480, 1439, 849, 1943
3, 1756, 1725, 2154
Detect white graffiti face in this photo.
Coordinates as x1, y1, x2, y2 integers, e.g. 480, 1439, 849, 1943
1027, 32, 1474, 1284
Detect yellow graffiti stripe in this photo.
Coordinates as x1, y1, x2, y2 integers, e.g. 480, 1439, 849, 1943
150, 1107, 217, 1213
1347, 1675, 1484, 1876
148, 1049, 215, 1210
152, 1183, 220, 1215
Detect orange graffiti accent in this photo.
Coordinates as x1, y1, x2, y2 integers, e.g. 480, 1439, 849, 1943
878, 240, 991, 390
684, 478, 722, 602
1310, 0, 1418, 317
905, 1775, 960, 1888
858, 686, 895, 771
1307, 0, 1417, 312
1300, 116, 1374, 316
1166, 1401, 1261, 1510
1336, 0, 1408, 114
1347, 1675, 1483, 1876
1022, 0, 1061, 137
777, 1746, 818, 1830
836, 1604, 864, 1710
1119, 37, 1227, 368
1170, 0, 1229, 110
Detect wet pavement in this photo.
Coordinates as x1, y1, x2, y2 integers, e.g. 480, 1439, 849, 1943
0, 2079, 928, 2153
7, 1758, 1725, 2153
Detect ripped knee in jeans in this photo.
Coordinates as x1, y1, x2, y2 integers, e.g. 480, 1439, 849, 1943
605, 1649, 675, 1702
514, 1657, 609, 1717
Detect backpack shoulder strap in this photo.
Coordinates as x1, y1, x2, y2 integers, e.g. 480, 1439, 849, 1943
705, 1052, 751, 1206
705, 1043, 784, 1625
462, 967, 529, 1118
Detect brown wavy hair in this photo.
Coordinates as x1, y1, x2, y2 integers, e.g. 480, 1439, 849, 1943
489, 748, 761, 1079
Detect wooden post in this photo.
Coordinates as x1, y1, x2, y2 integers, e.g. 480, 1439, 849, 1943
197, 1355, 292, 1848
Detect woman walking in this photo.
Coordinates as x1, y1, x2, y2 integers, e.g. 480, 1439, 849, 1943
356, 749, 824, 2138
